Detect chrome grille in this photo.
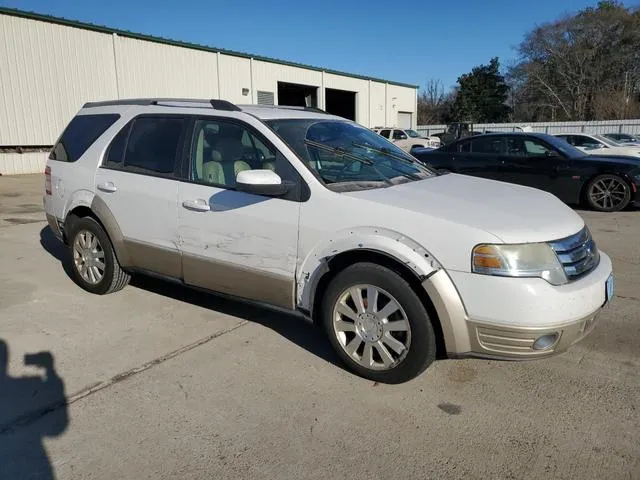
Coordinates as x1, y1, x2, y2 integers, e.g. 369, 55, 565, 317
549, 227, 600, 281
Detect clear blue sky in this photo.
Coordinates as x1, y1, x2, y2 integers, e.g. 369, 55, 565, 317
0, 0, 619, 90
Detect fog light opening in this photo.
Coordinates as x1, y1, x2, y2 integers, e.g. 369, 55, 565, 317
533, 333, 559, 351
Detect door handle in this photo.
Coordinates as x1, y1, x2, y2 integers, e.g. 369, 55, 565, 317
97, 182, 117, 193
182, 199, 211, 212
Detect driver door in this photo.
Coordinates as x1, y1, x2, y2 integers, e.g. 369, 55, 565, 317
500, 136, 578, 199
176, 117, 304, 309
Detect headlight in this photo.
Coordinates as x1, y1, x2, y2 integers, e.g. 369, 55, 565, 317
472, 243, 567, 285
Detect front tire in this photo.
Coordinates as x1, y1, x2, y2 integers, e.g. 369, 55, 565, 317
585, 174, 631, 212
67, 215, 130, 295
321, 262, 436, 384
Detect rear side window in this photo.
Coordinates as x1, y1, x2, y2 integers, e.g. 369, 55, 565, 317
379, 129, 391, 138
123, 117, 185, 174
104, 123, 131, 167
49, 114, 120, 162
471, 136, 506, 155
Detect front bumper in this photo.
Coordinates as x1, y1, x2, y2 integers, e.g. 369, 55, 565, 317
422, 252, 613, 360
464, 311, 601, 359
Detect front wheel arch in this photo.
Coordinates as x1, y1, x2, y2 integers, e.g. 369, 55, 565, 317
310, 249, 447, 359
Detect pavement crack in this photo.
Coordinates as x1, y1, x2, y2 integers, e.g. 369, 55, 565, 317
614, 295, 640, 302
0, 321, 248, 435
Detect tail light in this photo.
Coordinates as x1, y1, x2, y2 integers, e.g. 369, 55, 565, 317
45, 166, 52, 195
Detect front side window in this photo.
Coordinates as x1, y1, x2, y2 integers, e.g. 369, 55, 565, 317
405, 129, 421, 138
572, 135, 603, 149
392, 130, 408, 140
124, 117, 185, 174
266, 119, 434, 191
523, 138, 554, 157
190, 119, 296, 188
50, 114, 120, 162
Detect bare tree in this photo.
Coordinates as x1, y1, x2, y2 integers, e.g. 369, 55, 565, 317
508, 1, 640, 121
418, 79, 449, 124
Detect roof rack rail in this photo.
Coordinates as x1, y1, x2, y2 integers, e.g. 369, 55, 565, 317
210, 99, 241, 111
82, 98, 242, 111
238, 104, 327, 113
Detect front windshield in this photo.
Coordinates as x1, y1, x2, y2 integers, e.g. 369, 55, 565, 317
266, 119, 435, 190
543, 134, 588, 159
405, 129, 421, 138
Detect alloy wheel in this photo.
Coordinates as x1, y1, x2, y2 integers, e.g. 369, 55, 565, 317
332, 284, 411, 371
589, 177, 628, 211
72, 229, 106, 285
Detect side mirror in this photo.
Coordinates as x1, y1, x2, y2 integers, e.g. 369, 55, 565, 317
235, 169, 293, 196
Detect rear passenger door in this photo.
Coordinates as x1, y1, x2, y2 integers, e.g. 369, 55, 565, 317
176, 117, 302, 309
94, 114, 187, 278
452, 136, 506, 180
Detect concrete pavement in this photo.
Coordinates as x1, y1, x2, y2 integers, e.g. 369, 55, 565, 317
1, 174, 638, 479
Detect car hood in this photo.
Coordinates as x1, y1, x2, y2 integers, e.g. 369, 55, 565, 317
343, 173, 585, 244
578, 153, 640, 166
584, 146, 640, 156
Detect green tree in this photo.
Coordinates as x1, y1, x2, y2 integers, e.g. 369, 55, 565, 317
450, 57, 511, 123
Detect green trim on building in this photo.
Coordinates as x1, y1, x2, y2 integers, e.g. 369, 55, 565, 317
0, 6, 419, 89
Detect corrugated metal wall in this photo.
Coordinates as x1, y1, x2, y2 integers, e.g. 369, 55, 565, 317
0, 152, 48, 175
0, 12, 417, 174
0, 14, 117, 146
114, 35, 219, 99
417, 120, 640, 136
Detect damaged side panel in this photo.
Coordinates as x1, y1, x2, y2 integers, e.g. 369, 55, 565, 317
296, 226, 442, 311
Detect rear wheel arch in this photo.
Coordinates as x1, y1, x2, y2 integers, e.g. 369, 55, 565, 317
309, 249, 447, 359
64, 198, 131, 267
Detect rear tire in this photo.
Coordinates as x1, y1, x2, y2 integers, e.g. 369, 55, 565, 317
321, 262, 436, 384
66, 215, 130, 294
585, 174, 631, 212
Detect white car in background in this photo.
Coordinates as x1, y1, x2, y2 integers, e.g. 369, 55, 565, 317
603, 133, 640, 146
374, 127, 441, 152
554, 133, 640, 157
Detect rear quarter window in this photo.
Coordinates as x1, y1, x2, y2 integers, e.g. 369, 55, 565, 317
49, 114, 120, 162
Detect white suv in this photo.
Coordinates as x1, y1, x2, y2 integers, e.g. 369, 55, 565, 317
44, 98, 614, 384
374, 127, 441, 151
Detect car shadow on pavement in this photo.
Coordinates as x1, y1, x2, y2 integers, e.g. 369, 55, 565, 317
130, 274, 342, 369
0, 339, 69, 480
38, 226, 341, 369
39, 226, 74, 280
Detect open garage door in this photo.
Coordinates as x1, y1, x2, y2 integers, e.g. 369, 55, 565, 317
325, 88, 356, 121
398, 112, 413, 129
277, 82, 318, 107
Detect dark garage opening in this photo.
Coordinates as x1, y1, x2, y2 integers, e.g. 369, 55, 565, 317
277, 82, 318, 107
325, 88, 356, 121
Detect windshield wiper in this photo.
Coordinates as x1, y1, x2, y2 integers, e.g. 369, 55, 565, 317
304, 139, 373, 165
304, 139, 396, 186
350, 143, 428, 181
351, 142, 415, 164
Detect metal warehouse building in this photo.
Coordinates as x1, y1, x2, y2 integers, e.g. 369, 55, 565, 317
0, 7, 418, 174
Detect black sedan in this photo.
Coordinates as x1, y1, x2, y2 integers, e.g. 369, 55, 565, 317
412, 132, 640, 212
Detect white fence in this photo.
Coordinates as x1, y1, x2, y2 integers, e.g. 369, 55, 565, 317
417, 119, 640, 136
